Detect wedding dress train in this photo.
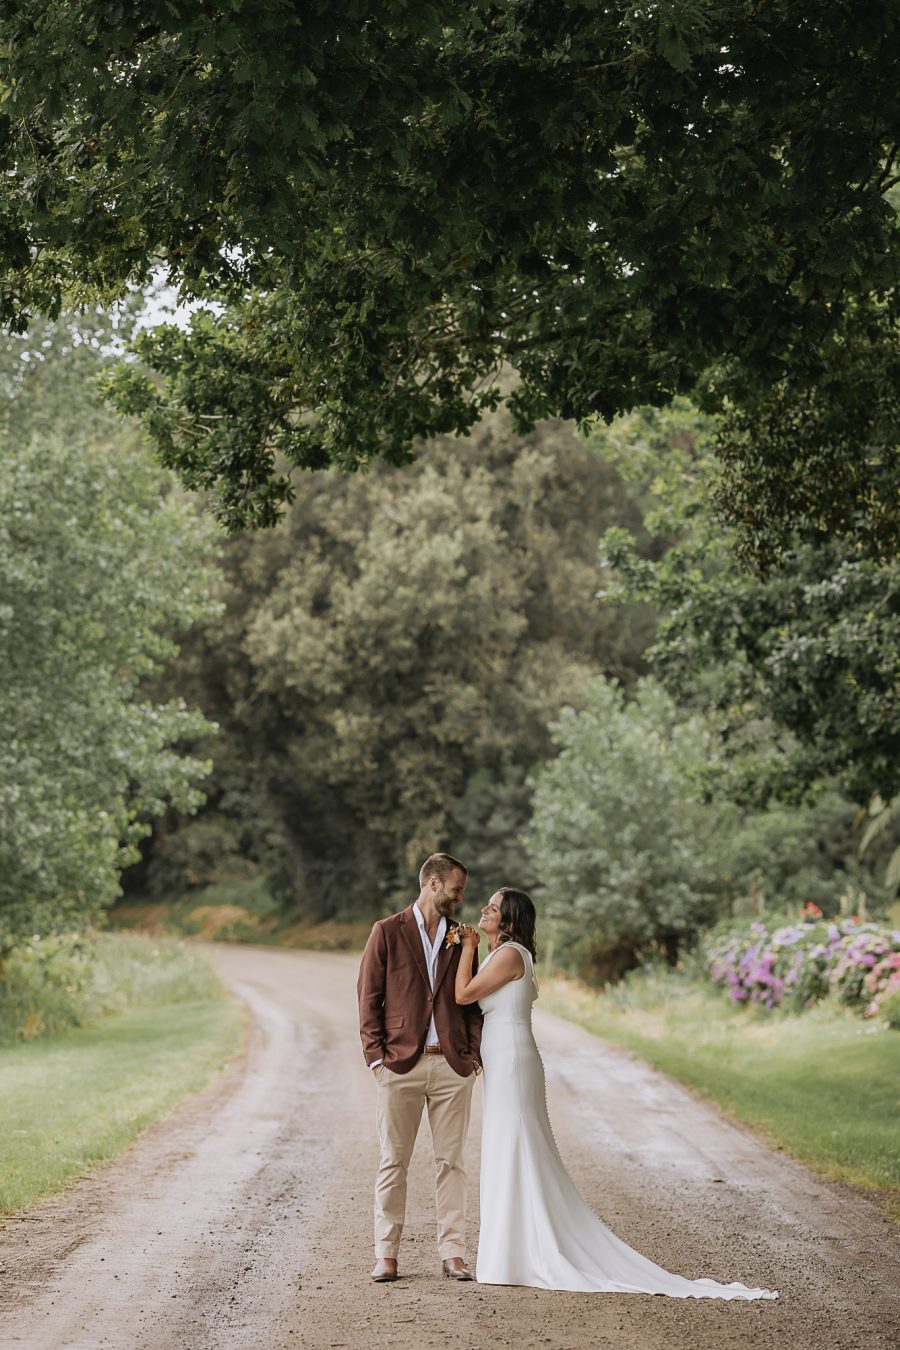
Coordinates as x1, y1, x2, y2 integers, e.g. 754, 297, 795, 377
475, 942, 779, 1299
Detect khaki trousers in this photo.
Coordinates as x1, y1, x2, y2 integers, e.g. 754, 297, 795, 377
373, 1053, 475, 1260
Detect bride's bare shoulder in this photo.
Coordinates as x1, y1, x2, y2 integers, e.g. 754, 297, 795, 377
495, 942, 527, 979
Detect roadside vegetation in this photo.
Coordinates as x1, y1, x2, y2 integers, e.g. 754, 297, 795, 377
0, 931, 228, 1043
0, 932, 245, 1213
110, 896, 373, 951
0, 312, 247, 1215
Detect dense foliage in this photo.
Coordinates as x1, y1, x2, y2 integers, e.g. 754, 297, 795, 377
0, 931, 223, 1042
524, 675, 891, 981
0, 314, 221, 947
2, 307, 895, 977
1, 3, 896, 552
526, 677, 724, 980
707, 915, 900, 1023
593, 401, 900, 803
127, 395, 896, 949
137, 415, 652, 917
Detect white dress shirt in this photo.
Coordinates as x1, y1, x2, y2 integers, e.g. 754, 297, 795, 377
413, 901, 447, 1048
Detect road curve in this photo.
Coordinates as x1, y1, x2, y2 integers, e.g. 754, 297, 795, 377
0, 944, 897, 1350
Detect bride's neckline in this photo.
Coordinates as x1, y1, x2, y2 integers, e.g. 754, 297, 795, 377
487, 940, 528, 954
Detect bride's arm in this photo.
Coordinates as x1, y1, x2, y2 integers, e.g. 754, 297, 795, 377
455, 941, 525, 1005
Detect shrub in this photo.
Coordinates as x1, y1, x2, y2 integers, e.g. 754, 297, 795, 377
527, 677, 725, 982
0, 933, 97, 1040
861, 952, 900, 1020
706, 912, 900, 1020
831, 930, 899, 1013
878, 987, 900, 1030
0, 931, 223, 1042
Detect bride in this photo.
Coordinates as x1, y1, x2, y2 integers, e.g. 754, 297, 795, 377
454, 887, 779, 1300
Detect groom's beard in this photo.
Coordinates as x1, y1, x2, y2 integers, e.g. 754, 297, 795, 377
434, 889, 457, 918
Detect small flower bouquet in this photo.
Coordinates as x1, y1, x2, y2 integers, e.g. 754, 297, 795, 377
444, 926, 462, 950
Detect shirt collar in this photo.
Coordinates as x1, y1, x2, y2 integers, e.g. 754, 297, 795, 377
413, 901, 446, 941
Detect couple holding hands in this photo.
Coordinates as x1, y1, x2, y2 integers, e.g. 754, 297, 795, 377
357, 852, 778, 1300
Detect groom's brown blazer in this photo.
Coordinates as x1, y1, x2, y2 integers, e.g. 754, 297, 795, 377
357, 906, 483, 1077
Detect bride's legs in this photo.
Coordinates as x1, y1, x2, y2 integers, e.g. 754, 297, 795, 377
425, 1058, 475, 1261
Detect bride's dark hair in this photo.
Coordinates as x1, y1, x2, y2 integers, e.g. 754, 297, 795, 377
496, 887, 537, 962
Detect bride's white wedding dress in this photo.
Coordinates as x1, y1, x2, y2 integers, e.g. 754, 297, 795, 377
475, 941, 779, 1299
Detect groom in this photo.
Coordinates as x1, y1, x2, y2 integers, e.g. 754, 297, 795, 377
357, 852, 484, 1282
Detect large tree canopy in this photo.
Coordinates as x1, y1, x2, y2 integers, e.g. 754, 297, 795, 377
593, 401, 900, 803
0, 308, 221, 947
1, 2, 897, 542
138, 414, 650, 918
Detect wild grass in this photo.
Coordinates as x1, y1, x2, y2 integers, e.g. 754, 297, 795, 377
110, 894, 374, 951
0, 930, 225, 1042
539, 964, 900, 1219
109, 876, 279, 943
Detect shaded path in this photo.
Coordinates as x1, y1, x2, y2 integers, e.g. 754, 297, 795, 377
0, 946, 897, 1349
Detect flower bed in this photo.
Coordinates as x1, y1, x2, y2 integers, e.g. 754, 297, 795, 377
706, 911, 900, 1020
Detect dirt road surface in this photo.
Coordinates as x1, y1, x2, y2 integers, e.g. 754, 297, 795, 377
1, 945, 897, 1350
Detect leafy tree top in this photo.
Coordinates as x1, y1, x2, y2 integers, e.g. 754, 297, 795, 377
593, 401, 900, 802
1, 2, 898, 536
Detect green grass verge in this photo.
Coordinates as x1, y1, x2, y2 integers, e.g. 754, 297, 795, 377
539, 970, 900, 1220
0, 996, 245, 1213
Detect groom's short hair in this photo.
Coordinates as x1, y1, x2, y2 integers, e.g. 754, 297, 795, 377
419, 852, 468, 887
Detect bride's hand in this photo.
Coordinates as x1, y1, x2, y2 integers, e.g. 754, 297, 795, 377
459, 924, 480, 950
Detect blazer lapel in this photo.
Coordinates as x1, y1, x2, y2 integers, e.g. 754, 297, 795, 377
432, 921, 457, 996
400, 906, 432, 990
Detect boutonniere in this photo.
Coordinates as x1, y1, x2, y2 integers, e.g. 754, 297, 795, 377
444, 925, 462, 950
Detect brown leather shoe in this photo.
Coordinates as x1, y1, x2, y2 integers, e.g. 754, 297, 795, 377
371, 1257, 398, 1282
442, 1257, 474, 1281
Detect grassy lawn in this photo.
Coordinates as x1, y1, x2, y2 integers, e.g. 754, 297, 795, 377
0, 996, 245, 1214
540, 971, 900, 1220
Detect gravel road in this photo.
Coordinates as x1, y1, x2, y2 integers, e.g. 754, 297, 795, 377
1, 944, 897, 1350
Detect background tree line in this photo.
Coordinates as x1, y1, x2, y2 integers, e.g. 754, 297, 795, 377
530, 402, 899, 980
2, 305, 895, 981
0, 305, 220, 950
132, 403, 654, 919
3, 306, 895, 982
